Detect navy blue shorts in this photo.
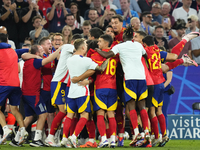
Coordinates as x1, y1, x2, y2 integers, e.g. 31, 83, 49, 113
51, 82, 66, 106
22, 95, 47, 117
0, 86, 21, 106
41, 89, 55, 113
152, 83, 164, 107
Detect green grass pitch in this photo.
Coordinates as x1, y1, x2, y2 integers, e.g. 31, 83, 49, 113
1, 140, 200, 150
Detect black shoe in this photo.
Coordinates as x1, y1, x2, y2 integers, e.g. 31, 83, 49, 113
9, 139, 21, 147
29, 140, 46, 147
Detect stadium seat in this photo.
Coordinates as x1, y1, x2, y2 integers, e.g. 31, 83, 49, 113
192, 102, 200, 114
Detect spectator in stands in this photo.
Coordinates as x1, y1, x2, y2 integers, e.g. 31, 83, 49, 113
51, 33, 63, 50
0, 1, 19, 47
154, 25, 169, 51
101, 0, 117, 10
115, 0, 139, 27
185, 15, 199, 34
88, 8, 99, 28
62, 25, 72, 44
65, 14, 82, 35
24, 37, 33, 46
191, 36, 200, 64
70, 2, 84, 29
151, 2, 162, 25
138, 0, 160, 12
169, 0, 182, 15
161, 17, 172, 41
0, 26, 16, 49
191, 0, 200, 13
81, 21, 92, 39
172, 0, 197, 23
84, 0, 104, 20
99, 8, 116, 30
18, 0, 43, 48
140, 11, 155, 35
161, 2, 175, 27
168, 19, 192, 59
47, 0, 68, 33
72, 0, 91, 17
15, 0, 29, 9
130, 17, 143, 31
29, 16, 49, 44
112, 0, 141, 16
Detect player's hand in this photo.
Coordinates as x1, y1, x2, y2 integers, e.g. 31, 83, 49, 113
78, 79, 90, 87
71, 76, 80, 83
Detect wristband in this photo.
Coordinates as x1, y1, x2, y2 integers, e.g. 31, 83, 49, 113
52, 4, 56, 9
9, 9, 12, 13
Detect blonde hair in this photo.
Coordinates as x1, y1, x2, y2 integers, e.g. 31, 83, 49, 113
188, 14, 198, 22
62, 25, 73, 44
131, 17, 139, 23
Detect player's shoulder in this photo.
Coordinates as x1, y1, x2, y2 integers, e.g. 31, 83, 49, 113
61, 44, 74, 51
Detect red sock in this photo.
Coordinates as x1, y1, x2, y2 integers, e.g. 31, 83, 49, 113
50, 111, 66, 135
157, 114, 167, 137
97, 115, 106, 137
106, 128, 111, 138
108, 117, 117, 136
171, 39, 187, 55
129, 109, 138, 129
70, 118, 78, 136
165, 59, 184, 70
129, 120, 134, 135
150, 117, 159, 139
86, 120, 96, 139
116, 105, 124, 134
63, 117, 72, 138
140, 109, 149, 131
74, 117, 88, 137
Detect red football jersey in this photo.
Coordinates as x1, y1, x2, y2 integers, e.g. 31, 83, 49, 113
145, 45, 165, 85
90, 49, 119, 90
41, 53, 56, 91
114, 27, 126, 43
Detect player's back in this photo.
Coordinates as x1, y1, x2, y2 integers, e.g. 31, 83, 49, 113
0, 44, 19, 87
67, 55, 97, 98
111, 41, 146, 80
52, 44, 74, 83
145, 45, 165, 85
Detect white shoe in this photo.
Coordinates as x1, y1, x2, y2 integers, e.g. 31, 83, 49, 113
97, 139, 109, 148
18, 130, 28, 145
45, 136, 58, 147
68, 136, 77, 148
0, 129, 12, 144
61, 137, 72, 148
182, 54, 198, 67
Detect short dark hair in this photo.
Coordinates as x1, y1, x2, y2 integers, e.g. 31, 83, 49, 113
87, 40, 98, 51
74, 38, 85, 50
111, 15, 123, 22
142, 35, 155, 46
135, 31, 147, 38
30, 45, 39, 54
141, 11, 151, 19
123, 26, 134, 41
88, 8, 98, 14
110, 8, 116, 14
32, 16, 42, 23
65, 13, 74, 20
52, 33, 63, 41
0, 33, 8, 43
39, 37, 50, 45
89, 27, 104, 39
99, 34, 113, 47
71, 34, 83, 42
155, 25, 164, 31
105, 25, 113, 31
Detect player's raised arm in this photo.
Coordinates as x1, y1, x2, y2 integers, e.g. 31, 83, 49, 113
95, 48, 115, 58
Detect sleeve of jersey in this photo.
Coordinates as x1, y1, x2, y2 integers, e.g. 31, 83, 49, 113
160, 51, 167, 63
33, 59, 43, 69
90, 51, 106, 66
15, 49, 29, 58
111, 45, 119, 55
88, 58, 98, 70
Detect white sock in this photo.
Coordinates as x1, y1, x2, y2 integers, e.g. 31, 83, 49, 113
71, 134, 77, 139
48, 134, 54, 139
101, 135, 107, 142
20, 127, 26, 136
14, 131, 21, 142
144, 129, 149, 134
118, 133, 124, 138
34, 130, 42, 141
134, 128, 139, 136
3, 125, 9, 133
89, 138, 95, 143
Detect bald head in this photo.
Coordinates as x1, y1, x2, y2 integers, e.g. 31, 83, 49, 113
0, 26, 7, 34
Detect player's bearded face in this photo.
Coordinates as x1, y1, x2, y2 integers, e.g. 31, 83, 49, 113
111, 18, 122, 33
